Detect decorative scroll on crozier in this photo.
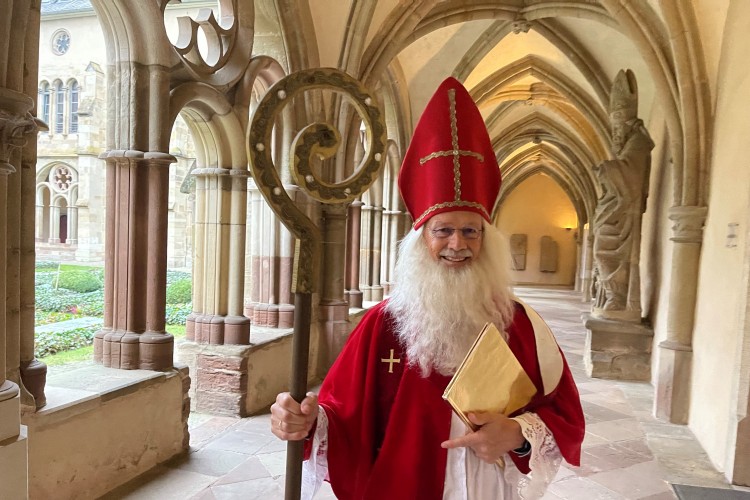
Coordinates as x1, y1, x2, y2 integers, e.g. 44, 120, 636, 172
247, 68, 387, 293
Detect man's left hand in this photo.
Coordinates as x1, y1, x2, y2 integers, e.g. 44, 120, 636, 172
440, 412, 526, 463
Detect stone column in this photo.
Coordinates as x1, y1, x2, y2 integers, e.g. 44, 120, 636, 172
359, 203, 373, 302
47, 204, 60, 243
0, 88, 36, 500
574, 230, 583, 292
94, 150, 176, 370
581, 228, 594, 302
383, 209, 409, 295
344, 200, 363, 307
35, 200, 44, 240
320, 204, 350, 370
67, 205, 78, 244
655, 206, 708, 423
225, 169, 250, 342
370, 205, 384, 302
185, 167, 249, 345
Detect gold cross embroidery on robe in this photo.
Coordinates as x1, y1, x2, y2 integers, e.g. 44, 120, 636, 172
381, 348, 401, 373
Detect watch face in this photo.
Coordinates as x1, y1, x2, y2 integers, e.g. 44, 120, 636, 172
52, 30, 71, 55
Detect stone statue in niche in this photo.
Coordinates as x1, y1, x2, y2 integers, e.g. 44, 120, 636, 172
510, 233, 528, 270
539, 235, 558, 272
592, 69, 654, 321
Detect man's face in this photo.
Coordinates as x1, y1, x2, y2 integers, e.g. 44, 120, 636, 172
422, 211, 484, 268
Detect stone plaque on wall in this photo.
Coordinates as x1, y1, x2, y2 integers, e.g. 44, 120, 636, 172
510, 233, 528, 270
540, 235, 558, 272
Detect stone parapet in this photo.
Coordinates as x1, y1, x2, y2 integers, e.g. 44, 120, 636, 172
22, 364, 188, 499
583, 313, 654, 381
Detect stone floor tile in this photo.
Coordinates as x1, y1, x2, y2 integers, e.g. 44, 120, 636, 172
169, 448, 251, 477
583, 401, 634, 424
209, 476, 284, 500
548, 476, 626, 499
256, 449, 288, 477
203, 429, 276, 455
639, 490, 678, 499
213, 455, 272, 486
588, 460, 674, 498
190, 416, 241, 448
102, 466, 217, 499
586, 418, 645, 442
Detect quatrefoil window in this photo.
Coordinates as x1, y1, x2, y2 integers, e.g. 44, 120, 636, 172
53, 166, 73, 191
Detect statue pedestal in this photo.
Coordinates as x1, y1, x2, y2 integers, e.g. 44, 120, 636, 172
583, 313, 653, 381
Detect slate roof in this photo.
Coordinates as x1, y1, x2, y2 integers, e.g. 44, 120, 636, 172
41, 0, 94, 15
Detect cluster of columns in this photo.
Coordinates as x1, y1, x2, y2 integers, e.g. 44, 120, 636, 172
93, 151, 177, 369
345, 202, 408, 307
185, 167, 251, 344
1, 2, 48, 497
244, 179, 295, 329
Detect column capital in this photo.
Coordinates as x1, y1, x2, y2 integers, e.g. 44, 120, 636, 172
98, 150, 177, 166
668, 205, 708, 243
0, 91, 37, 174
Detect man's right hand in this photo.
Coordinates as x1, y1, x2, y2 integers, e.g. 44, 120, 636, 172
270, 391, 319, 441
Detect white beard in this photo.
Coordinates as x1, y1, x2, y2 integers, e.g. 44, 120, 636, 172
385, 223, 515, 377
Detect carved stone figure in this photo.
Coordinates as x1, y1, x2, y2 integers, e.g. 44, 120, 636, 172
510, 233, 528, 270
592, 70, 654, 321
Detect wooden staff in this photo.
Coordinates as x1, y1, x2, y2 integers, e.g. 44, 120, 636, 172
247, 68, 386, 500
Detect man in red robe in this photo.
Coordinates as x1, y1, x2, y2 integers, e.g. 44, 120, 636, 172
271, 77, 585, 499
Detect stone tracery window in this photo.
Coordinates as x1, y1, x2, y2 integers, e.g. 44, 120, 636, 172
36, 163, 79, 244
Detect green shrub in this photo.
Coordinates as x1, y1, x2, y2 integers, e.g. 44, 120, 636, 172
35, 284, 104, 315
166, 279, 192, 304
54, 271, 103, 293
34, 325, 98, 358
166, 270, 191, 285
35, 260, 59, 271
165, 303, 192, 325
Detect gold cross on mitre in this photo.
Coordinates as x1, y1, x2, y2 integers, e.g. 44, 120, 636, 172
418, 88, 485, 202
381, 349, 401, 373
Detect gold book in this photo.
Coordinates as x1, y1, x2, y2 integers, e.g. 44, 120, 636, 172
442, 322, 538, 466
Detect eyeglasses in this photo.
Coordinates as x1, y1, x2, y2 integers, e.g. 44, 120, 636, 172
429, 227, 483, 240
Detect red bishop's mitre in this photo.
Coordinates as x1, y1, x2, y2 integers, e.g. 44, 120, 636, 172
398, 77, 501, 229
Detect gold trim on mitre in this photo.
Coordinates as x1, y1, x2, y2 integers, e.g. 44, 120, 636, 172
414, 201, 490, 228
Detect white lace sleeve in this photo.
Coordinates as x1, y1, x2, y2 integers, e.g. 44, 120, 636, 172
301, 406, 329, 500
509, 412, 563, 500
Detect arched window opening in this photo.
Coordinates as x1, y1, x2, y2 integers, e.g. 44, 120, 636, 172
54, 80, 64, 134
38, 81, 50, 126
69, 80, 79, 133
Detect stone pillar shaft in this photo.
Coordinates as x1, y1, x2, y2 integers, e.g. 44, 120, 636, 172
94, 150, 176, 370
655, 205, 708, 424
320, 205, 350, 370
186, 168, 249, 344
582, 231, 594, 302
345, 201, 363, 307
359, 204, 373, 301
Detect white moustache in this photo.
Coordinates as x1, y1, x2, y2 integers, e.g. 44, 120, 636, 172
439, 249, 473, 259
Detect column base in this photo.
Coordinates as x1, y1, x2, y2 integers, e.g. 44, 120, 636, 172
94, 328, 174, 370
345, 289, 363, 308
278, 304, 294, 328
583, 313, 653, 381
20, 359, 47, 408
654, 340, 692, 424
187, 314, 251, 345
0, 391, 27, 500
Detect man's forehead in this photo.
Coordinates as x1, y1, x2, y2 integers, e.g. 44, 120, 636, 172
426, 211, 484, 226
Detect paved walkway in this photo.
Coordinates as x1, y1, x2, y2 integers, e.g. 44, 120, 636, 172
101, 288, 750, 499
